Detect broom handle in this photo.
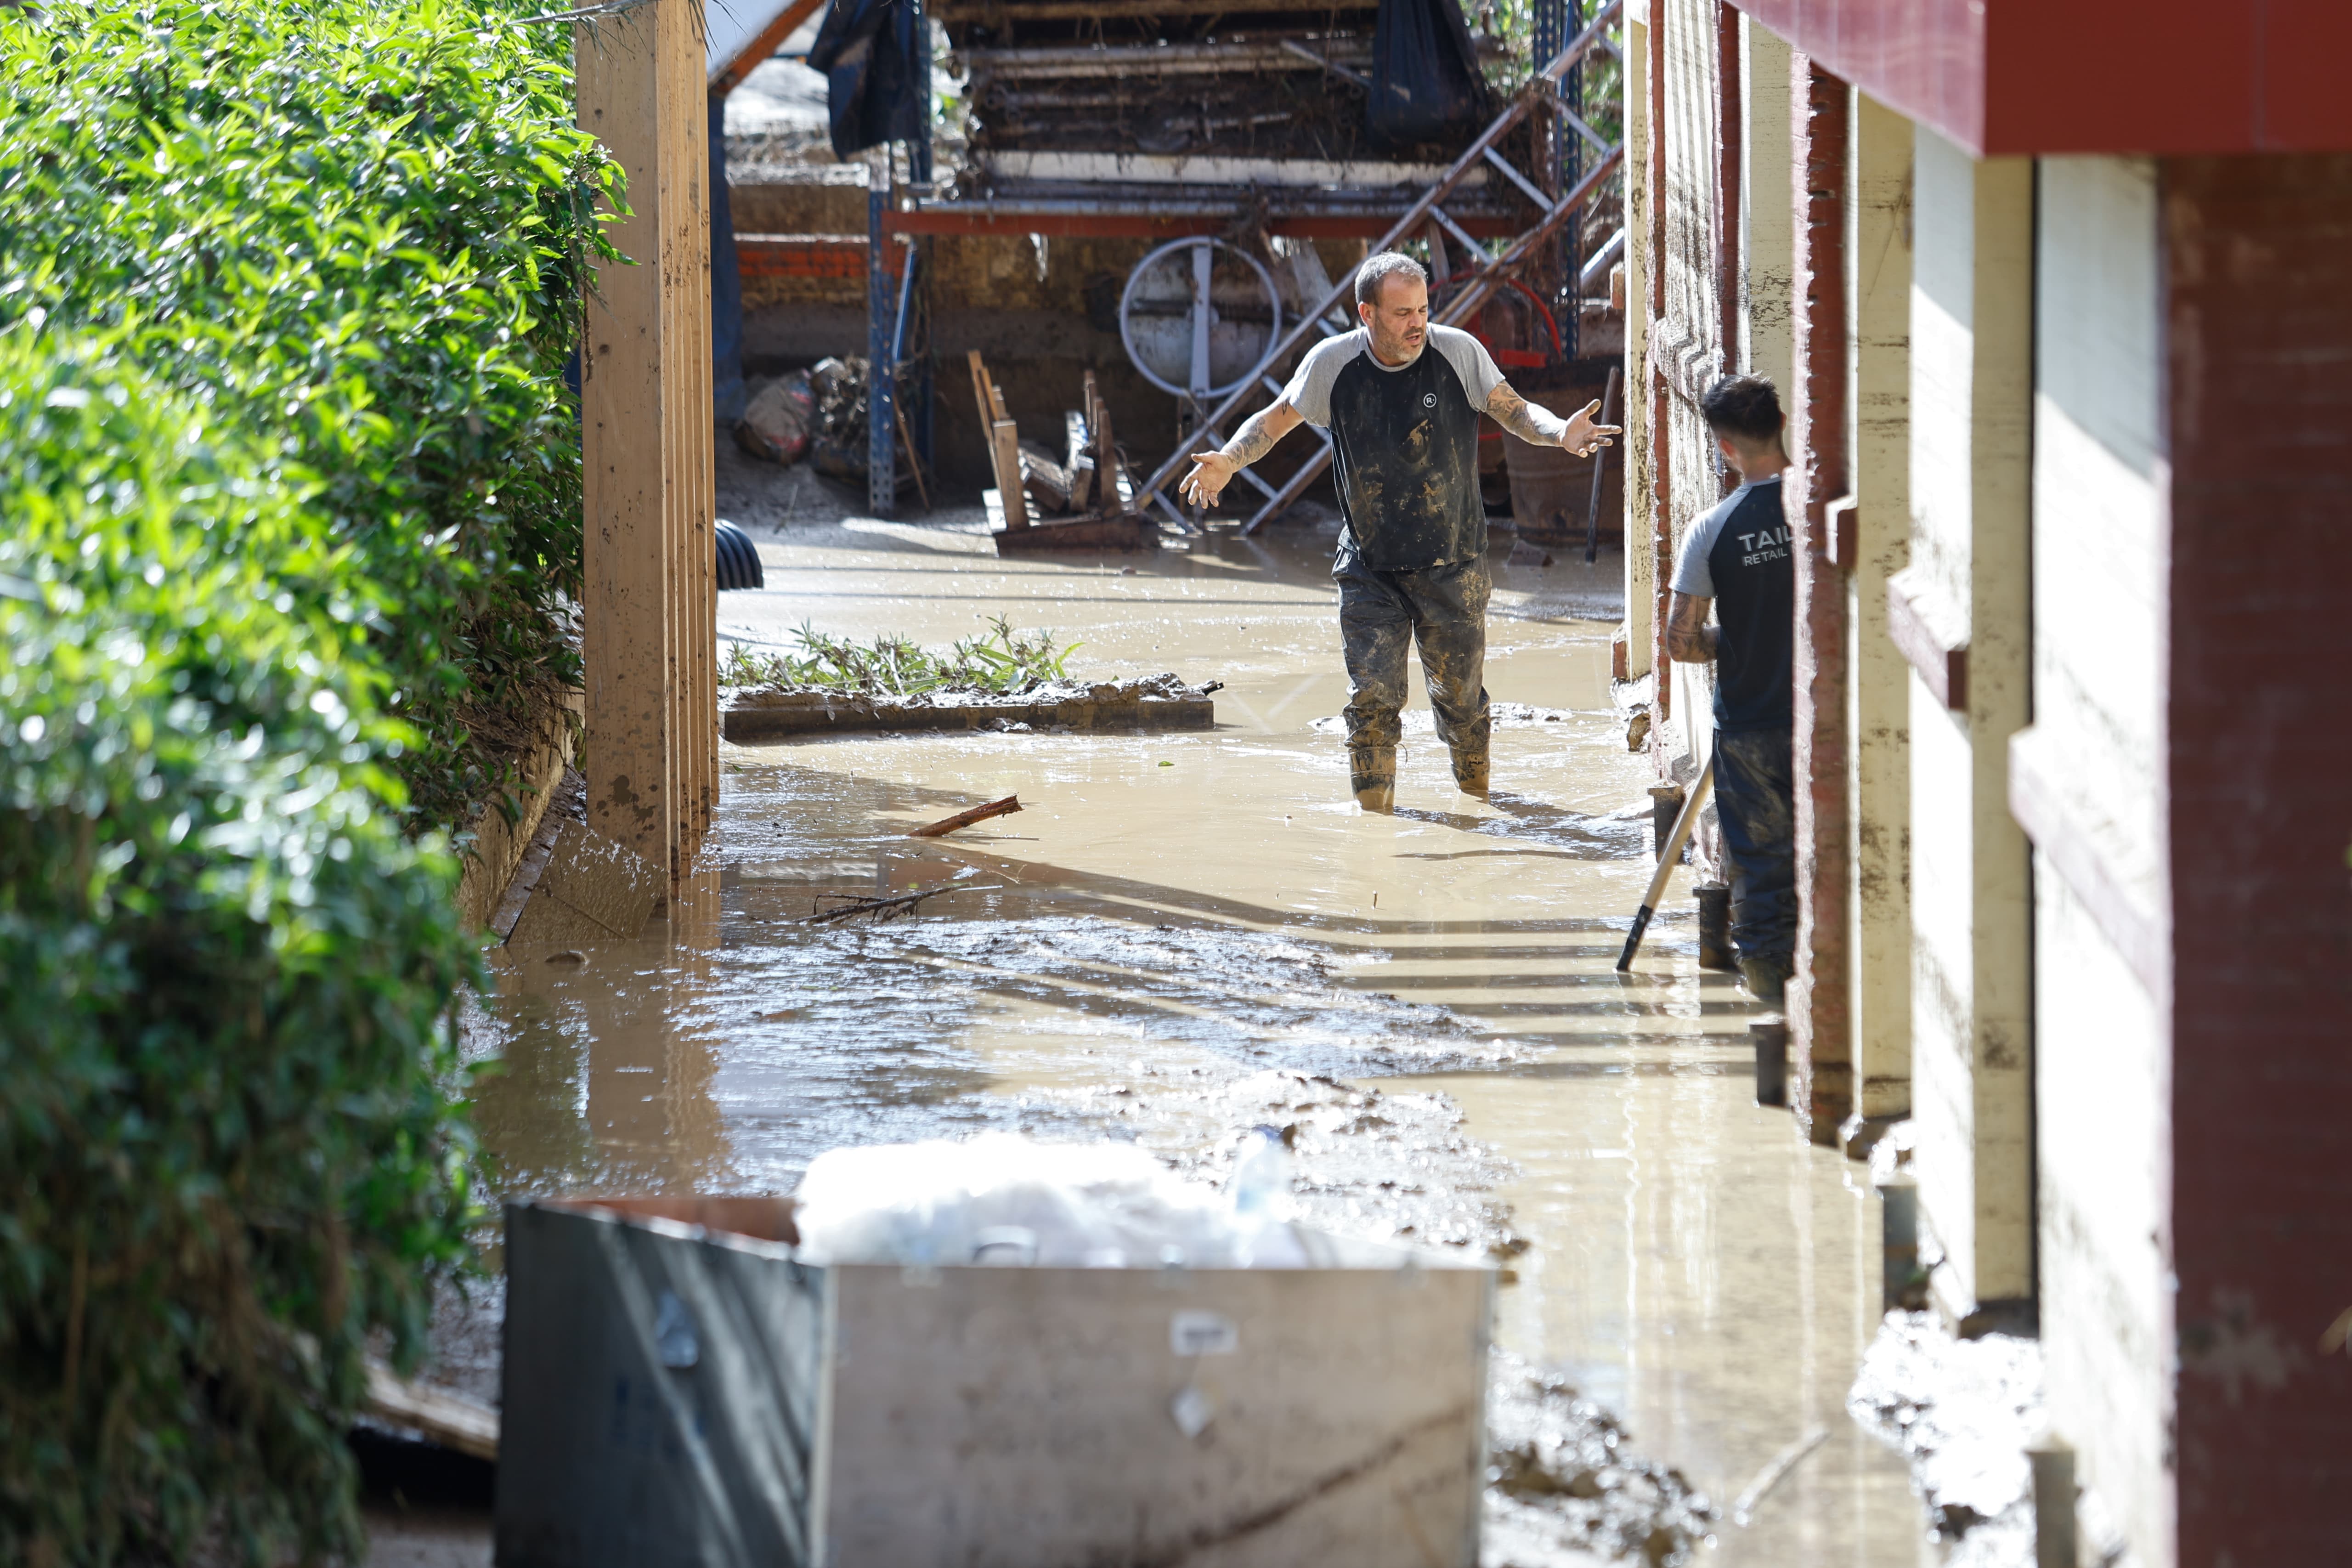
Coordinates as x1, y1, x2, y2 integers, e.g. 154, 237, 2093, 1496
1615, 753, 1717, 972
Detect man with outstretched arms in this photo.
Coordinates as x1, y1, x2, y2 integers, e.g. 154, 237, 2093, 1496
1664, 375, 1796, 1005
1181, 251, 1618, 812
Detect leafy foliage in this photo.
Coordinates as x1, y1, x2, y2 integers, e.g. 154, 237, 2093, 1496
0, 340, 483, 1565
0, 0, 612, 1557
0, 0, 618, 835
721, 616, 1082, 698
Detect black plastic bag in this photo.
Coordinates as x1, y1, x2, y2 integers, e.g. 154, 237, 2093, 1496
807, 0, 927, 160
1368, 0, 1493, 152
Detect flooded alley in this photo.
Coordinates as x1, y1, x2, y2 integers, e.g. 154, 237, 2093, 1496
446, 482, 1934, 1567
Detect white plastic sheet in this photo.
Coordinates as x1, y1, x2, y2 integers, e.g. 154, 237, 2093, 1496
789, 1133, 1311, 1269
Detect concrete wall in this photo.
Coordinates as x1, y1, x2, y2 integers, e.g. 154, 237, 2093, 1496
2022, 154, 2171, 1568
1847, 94, 1911, 1133
1902, 125, 2033, 1319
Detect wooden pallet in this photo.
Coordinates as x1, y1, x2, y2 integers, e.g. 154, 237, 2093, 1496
969, 351, 1158, 553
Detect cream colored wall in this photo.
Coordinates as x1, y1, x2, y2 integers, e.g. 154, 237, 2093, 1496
1658, 0, 1727, 792
1623, 10, 1654, 680
1739, 20, 1792, 395
1847, 96, 1912, 1131
1903, 125, 2034, 1314
2026, 154, 2173, 1568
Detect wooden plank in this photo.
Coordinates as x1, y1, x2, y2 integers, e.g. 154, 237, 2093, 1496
663, 0, 714, 869
579, 0, 714, 884
364, 1360, 499, 1463
578, 4, 676, 878
992, 420, 1031, 529
1088, 369, 1119, 506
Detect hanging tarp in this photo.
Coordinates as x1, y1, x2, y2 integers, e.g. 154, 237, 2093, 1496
1367, 0, 1493, 151
807, 0, 927, 160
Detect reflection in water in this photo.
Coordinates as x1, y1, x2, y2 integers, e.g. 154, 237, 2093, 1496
472, 871, 732, 1196
452, 519, 1931, 1565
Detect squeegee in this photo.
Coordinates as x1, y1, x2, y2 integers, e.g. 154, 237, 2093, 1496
1615, 753, 1715, 972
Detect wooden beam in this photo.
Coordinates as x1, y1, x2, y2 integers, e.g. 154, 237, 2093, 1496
579, 0, 715, 885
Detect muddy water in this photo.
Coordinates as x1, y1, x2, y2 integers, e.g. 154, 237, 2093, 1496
462, 498, 1932, 1566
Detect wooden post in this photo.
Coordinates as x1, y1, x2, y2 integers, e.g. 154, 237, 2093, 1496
1645, 0, 1672, 722
968, 351, 1029, 530
1785, 55, 1853, 1143
577, 0, 717, 886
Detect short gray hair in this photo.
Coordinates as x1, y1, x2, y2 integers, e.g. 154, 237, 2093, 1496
1355, 250, 1428, 308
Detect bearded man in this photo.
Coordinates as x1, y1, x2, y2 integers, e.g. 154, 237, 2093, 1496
1182, 251, 1618, 810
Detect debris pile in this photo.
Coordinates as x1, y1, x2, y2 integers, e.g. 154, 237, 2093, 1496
735, 369, 814, 464
1483, 1354, 1719, 1567
969, 352, 1156, 552
733, 357, 914, 494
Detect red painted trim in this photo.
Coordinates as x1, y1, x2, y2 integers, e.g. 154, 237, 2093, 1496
1734, 0, 2352, 156
736, 234, 902, 281
880, 209, 1523, 240
2163, 151, 2352, 1564
1786, 55, 1854, 1139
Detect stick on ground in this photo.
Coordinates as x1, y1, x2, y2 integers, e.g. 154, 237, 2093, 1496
908, 794, 1023, 838
805, 883, 1004, 925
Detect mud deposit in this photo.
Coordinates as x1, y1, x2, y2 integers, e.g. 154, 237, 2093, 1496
413, 511, 1937, 1567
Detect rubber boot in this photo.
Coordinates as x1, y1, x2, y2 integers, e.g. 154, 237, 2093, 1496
1739, 954, 1790, 1009
1350, 747, 1396, 814
1450, 743, 1490, 798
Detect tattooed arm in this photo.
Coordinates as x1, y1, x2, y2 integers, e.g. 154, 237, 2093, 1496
1180, 398, 1305, 507
1486, 385, 1622, 458
1665, 591, 1718, 663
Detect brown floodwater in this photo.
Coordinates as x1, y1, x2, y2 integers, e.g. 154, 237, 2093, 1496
443, 487, 1934, 1567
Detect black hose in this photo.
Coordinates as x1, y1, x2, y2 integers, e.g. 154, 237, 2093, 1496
714, 519, 764, 591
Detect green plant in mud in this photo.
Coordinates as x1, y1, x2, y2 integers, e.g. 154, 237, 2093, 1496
0, 343, 483, 1566
721, 615, 1083, 698
0, 0, 620, 839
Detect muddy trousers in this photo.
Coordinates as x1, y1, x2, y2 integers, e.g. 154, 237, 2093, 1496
1335, 551, 1491, 792
1712, 725, 1798, 965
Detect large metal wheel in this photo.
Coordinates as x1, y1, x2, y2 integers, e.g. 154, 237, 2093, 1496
1117, 238, 1284, 401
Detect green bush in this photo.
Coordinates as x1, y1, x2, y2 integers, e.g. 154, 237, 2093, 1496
0, 0, 618, 835
0, 0, 616, 1556
0, 337, 482, 1564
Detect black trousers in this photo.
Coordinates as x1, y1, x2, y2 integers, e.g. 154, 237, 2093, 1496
1713, 724, 1798, 964
1334, 550, 1490, 762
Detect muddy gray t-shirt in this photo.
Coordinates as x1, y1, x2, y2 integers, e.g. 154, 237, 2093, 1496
1283, 325, 1504, 572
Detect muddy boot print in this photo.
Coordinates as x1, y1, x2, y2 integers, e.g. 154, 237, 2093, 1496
1449, 743, 1489, 798
1350, 746, 1396, 813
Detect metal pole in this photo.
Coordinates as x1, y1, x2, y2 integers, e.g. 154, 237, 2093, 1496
867, 176, 895, 517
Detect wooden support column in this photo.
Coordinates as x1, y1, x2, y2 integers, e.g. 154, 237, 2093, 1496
1784, 56, 1852, 1143
1845, 93, 1914, 1150
1646, 0, 1674, 718
578, 0, 718, 885
1621, 5, 1654, 681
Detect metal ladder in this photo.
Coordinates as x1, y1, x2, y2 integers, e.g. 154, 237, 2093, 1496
1130, 0, 1625, 535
